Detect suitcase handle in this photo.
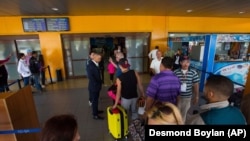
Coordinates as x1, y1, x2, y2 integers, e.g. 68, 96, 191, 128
109, 107, 119, 114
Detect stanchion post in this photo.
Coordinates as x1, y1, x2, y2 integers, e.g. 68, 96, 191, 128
47, 65, 54, 84
17, 79, 22, 89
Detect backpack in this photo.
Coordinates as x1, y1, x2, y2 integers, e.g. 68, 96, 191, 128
228, 89, 244, 108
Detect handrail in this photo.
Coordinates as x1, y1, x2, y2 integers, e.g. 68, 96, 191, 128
190, 66, 245, 88
0, 78, 23, 92
0, 65, 54, 92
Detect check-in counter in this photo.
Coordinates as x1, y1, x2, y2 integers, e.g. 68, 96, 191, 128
0, 86, 40, 141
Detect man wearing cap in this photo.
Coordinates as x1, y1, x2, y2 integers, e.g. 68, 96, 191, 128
173, 56, 200, 123
112, 58, 145, 120
87, 50, 104, 120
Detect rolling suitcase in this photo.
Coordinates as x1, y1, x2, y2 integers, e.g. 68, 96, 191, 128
107, 105, 128, 140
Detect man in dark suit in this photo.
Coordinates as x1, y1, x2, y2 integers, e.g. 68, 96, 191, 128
87, 50, 104, 120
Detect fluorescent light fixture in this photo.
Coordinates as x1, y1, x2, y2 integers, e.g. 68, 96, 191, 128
125, 8, 131, 11
169, 34, 175, 37
52, 8, 59, 11
239, 11, 245, 14
186, 9, 193, 13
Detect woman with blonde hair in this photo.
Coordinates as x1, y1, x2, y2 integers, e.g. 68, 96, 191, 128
147, 102, 183, 125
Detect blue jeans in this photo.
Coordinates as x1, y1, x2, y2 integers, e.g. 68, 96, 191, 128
23, 76, 30, 86
32, 73, 42, 91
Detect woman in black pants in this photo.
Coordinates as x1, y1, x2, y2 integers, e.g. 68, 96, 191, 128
0, 53, 12, 92
38, 54, 46, 88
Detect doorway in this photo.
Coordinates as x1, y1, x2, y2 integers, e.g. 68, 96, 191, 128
0, 35, 40, 81
61, 33, 150, 79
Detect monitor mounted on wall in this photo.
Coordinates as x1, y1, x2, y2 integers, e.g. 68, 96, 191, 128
46, 17, 70, 31
22, 18, 47, 32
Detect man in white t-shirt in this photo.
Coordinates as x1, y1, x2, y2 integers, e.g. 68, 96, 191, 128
148, 46, 159, 61
150, 50, 163, 75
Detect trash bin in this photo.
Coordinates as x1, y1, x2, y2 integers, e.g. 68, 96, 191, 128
56, 69, 63, 82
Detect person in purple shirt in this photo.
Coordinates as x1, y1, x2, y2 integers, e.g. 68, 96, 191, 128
145, 56, 181, 112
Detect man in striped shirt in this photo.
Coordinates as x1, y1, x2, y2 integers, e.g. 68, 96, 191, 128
145, 56, 181, 112
174, 56, 200, 123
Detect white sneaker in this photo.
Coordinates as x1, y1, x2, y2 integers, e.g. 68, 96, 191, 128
89, 101, 92, 106
41, 85, 45, 88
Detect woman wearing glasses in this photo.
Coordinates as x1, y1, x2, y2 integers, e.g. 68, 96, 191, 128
147, 102, 183, 125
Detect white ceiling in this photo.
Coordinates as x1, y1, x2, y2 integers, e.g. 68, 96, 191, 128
0, 0, 250, 18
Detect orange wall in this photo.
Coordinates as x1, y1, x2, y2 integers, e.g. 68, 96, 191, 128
168, 16, 250, 33
39, 33, 63, 77
151, 16, 169, 52
1, 16, 250, 85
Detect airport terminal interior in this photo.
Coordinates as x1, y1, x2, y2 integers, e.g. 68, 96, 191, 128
3, 72, 207, 141
15, 73, 153, 141
0, 0, 250, 141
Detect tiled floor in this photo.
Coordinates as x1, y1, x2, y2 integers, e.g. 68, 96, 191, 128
6, 73, 205, 141
31, 73, 151, 141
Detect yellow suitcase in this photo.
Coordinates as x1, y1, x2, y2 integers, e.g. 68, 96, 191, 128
107, 105, 129, 140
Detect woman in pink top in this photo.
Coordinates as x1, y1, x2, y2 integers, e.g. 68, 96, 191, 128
107, 61, 116, 85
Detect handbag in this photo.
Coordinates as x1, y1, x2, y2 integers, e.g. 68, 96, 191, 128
107, 84, 121, 104
129, 119, 145, 141
137, 97, 145, 115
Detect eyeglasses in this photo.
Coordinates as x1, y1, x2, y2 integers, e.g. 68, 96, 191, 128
151, 104, 173, 119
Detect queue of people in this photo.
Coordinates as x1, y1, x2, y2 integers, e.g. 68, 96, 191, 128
146, 46, 247, 125
84, 44, 249, 128
3, 44, 249, 141
17, 49, 44, 93
0, 48, 46, 94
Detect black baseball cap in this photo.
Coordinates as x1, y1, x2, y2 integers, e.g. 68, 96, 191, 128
180, 56, 190, 62
118, 58, 130, 68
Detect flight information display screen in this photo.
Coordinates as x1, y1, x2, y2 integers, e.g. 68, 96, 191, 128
46, 17, 70, 31
22, 18, 47, 32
